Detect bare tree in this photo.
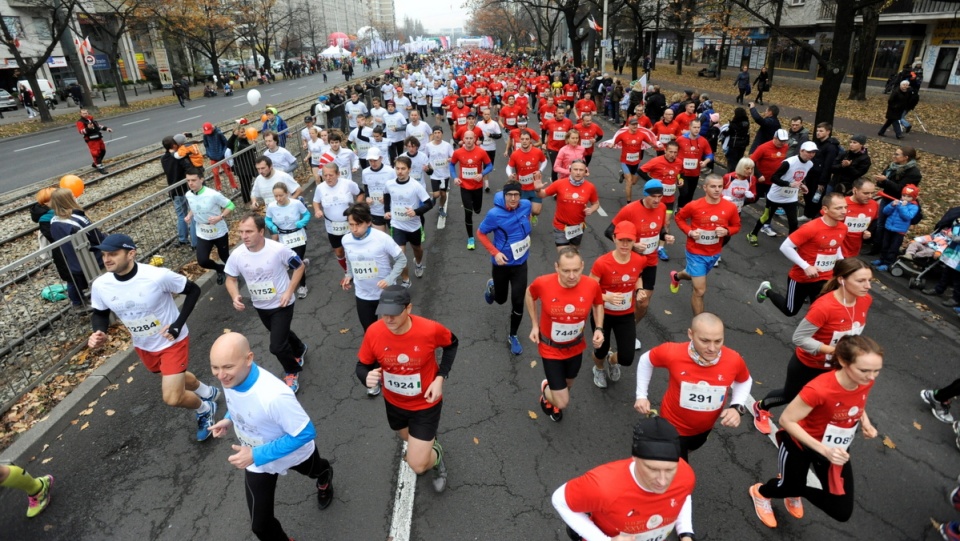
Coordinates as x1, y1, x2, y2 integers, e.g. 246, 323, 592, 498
75, 0, 146, 107
661, 0, 696, 75
150, 0, 246, 80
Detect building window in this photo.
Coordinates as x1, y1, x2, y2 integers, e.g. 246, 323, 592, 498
2, 16, 25, 39
32, 18, 51, 42
772, 38, 813, 71
871, 39, 907, 80
788, 0, 805, 5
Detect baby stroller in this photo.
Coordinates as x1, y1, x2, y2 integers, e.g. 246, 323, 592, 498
890, 254, 943, 290
890, 229, 959, 289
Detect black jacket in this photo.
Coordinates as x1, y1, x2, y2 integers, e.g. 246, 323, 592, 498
885, 89, 915, 121
829, 148, 872, 189
809, 136, 841, 187
879, 161, 922, 199
644, 92, 667, 123
749, 108, 781, 152
161, 150, 190, 198
726, 118, 751, 150
934, 207, 960, 232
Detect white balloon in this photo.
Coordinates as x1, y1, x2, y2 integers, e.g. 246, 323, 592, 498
247, 89, 261, 107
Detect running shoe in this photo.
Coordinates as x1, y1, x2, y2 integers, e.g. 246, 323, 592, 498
26, 475, 53, 518
508, 335, 522, 355
438, 207, 447, 218
484, 179, 490, 193
714, 255, 721, 268
784, 497, 804, 519
317, 474, 335, 509
618, 171, 624, 184
296, 344, 307, 368
483, 278, 495, 305
367, 382, 381, 397
760, 224, 777, 237
753, 401, 772, 435
922, 389, 954, 423
592, 366, 608, 388
635, 338, 642, 350
297, 285, 309, 298
531, 215, 538, 226
657, 246, 669, 261
467, 237, 475, 250
196, 399, 217, 441
940, 521, 960, 541
607, 353, 621, 382
749, 483, 777, 528
747, 233, 759, 247
669, 270, 680, 294
775, 207, 785, 216
414, 263, 424, 278
539, 379, 563, 422
216, 270, 226, 285
204, 385, 221, 403
432, 440, 447, 493
755, 281, 771, 304
401, 279, 412, 289
951, 475, 960, 512
283, 373, 300, 394
797, 216, 811, 224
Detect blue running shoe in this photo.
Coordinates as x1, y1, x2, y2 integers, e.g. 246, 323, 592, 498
775, 208, 785, 216
657, 246, 669, 261
295, 343, 308, 368
508, 335, 522, 355
283, 373, 300, 393
196, 399, 217, 441
484, 278, 495, 304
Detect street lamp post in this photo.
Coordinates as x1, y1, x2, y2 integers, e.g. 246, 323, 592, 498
598, 0, 609, 71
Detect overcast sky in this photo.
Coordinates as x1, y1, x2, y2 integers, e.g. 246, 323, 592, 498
393, 0, 468, 33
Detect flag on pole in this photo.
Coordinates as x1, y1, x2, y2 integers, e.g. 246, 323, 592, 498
588, 17, 602, 32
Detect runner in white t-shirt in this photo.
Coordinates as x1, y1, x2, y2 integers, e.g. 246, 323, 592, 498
313, 162, 363, 274
210, 332, 334, 540
384, 156, 434, 286
304, 126, 330, 180
348, 115, 374, 167
262, 131, 298, 173
224, 214, 308, 392
404, 111, 432, 147
425, 126, 454, 219
399, 137, 433, 191
87, 233, 219, 441
251, 156, 300, 209
184, 168, 234, 285
361, 147, 396, 231
266, 183, 311, 299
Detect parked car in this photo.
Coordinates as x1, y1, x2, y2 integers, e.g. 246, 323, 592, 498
0, 89, 17, 111
17, 78, 57, 101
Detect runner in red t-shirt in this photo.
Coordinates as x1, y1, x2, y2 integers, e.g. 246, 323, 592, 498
573, 93, 597, 122
356, 286, 458, 493
750, 335, 881, 529
613, 117, 659, 202
752, 258, 874, 435
640, 140, 683, 214
671, 174, 741, 315
452, 116, 484, 146
538, 96, 558, 141
450, 131, 493, 250
749, 134, 790, 200
756, 192, 848, 317
505, 120, 541, 154
542, 106, 574, 181
524, 249, 604, 421
499, 95, 522, 130
842, 178, 879, 257
608, 180, 675, 329
587, 222, 647, 389
572, 113, 604, 166
562, 78, 579, 104
536, 161, 599, 248
553, 417, 696, 541
507, 131, 548, 220
449, 98, 471, 130
635, 313, 752, 458
675, 120, 715, 209
652, 109, 683, 151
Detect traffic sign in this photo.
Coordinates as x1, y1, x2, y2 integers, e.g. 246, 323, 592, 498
84, 54, 95, 66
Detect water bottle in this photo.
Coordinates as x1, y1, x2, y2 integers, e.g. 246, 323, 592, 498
812, 190, 822, 204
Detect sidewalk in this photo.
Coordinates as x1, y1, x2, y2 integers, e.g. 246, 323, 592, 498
0, 83, 179, 126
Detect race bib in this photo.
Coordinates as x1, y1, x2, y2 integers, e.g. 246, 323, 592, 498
679, 381, 727, 411
352, 260, 379, 280
461, 166, 479, 179
552, 131, 567, 141
519, 173, 535, 185
383, 371, 422, 396
369, 190, 384, 204
311, 152, 323, 164
248, 281, 277, 302
626, 152, 640, 162
197, 222, 219, 237
391, 205, 413, 221
815, 252, 838, 271
510, 235, 531, 259
457, 117, 467, 125
822, 423, 858, 451
234, 429, 264, 448
845, 216, 870, 233
339, 168, 351, 179
603, 291, 630, 311
550, 321, 584, 343
125, 314, 162, 338
564, 223, 583, 240
662, 183, 676, 196
632, 525, 674, 541
506, 117, 516, 126
581, 139, 593, 148
639, 235, 659, 255
659, 134, 672, 143
696, 229, 719, 245
780, 187, 799, 199
280, 229, 306, 247
433, 159, 448, 169
543, 112, 554, 120
683, 158, 698, 169
328, 220, 349, 235
446, 111, 453, 119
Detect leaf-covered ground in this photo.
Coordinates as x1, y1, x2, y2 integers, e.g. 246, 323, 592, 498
0, 95, 179, 140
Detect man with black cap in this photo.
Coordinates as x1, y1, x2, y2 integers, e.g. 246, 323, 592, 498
356, 285, 459, 493
552, 417, 696, 541
635, 313, 753, 459
87, 233, 219, 441
477, 181, 533, 356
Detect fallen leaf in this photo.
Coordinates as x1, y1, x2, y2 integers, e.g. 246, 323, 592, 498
41, 444, 49, 452
126, 377, 133, 384
70, 420, 78, 425
473, 437, 479, 444
528, 410, 538, 420
41, 457, 53, 464
339, 328, 349, 334
79, 408, 93, 417
80, 422, 90, 431
127, 364, 136, 373
105, 409, 116, 416
223, 328, 231, 334
44, 525, 54, 532
87, 400, 98, 408
913, 421, 922, 430
530, 360, 537, 368
664, 310, 672, 315
882, 435, 896, 449
100, 391, 108, 397
755, 328, 764, 336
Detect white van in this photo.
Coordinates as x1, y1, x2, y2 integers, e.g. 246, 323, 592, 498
17, 79, 57, 101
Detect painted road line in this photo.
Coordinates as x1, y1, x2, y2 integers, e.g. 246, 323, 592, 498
388, 441, 416, 541
750, 397, 823, 490
177, 115, 202, 123
14, 140, 59, 152
105, 136, 128, 145
596, 205, 608, 217
233, 103, 247, 108
122, 118, 150, 126
187, 105, 206, 110
297, 85, 307, 89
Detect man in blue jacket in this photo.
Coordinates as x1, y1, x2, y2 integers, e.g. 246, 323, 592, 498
262, 107, 288, 146
201, 122, 237, 191
477, 181, 533, 355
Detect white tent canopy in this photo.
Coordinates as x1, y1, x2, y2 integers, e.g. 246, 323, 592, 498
320, 46, 351, 58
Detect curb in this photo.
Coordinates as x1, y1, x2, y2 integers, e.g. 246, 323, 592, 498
0, 266, 218, 464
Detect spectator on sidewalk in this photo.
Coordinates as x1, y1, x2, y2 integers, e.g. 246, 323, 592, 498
878, 81, 916, 139
202, 122, 238, 192
31, 187, 80, 310
921, 205, 960, 308
644, 85, 666, 123
19, 84, 37, 119
829, 134, 872, 195
734, 66, 751, 104
723, 106, 751, 170
227, 119, 257, 204
870, 145, 921, 255
784, 117, 810, 158
161, 135, 197, 247
802, 122, 841, 220
49, 188, 106, 309
753, 67, 770, 105
749, 102, 781, 152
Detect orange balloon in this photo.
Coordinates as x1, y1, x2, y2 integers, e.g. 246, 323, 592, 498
261, 114, 269, 122
59, 175, 84, 198
245, 127, 259, 140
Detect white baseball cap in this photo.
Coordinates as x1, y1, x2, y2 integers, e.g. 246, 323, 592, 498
775, 129, 789, 141
367, 147, 382, 161
800, 141, 819, 152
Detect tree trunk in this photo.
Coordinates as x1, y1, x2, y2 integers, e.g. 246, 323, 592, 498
764, 0, 784, 81
27, 74, 53, 122
563, 8, 584, 66
848, 4, 880, 101
815, 0, 858, 125
675, 32, 684, 75
111, 60, 129, 107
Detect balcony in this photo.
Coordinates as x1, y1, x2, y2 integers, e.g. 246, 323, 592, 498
819, 0, 958, 21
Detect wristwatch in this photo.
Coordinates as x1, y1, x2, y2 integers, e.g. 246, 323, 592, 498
733, 404, 748, 416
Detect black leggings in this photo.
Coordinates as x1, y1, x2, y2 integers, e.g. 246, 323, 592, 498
547, 150, 559, 181
767, 278, 825, 317
590, 312, 637, 366
677, 175, 700, 209
935, 378, 960, 403
389, 140, 404, 164
758, 352, 829, 412
752, 199, 799, 235
356, 297, 379, 332
255, 304, 305, 374
460, 186, 483, 238
758, 433, 855, 522
678, 429, 711, 461
492, 262, 527, 336
292, 244, 307, 288
196, 235, 229, 272
245, 447, 333, 541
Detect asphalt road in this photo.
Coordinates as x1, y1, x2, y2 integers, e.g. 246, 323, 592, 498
0, 69, 369, 194
1, 113, 958, 541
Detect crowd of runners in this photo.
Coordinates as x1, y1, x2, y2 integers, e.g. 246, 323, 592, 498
8, 48, 960, 541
